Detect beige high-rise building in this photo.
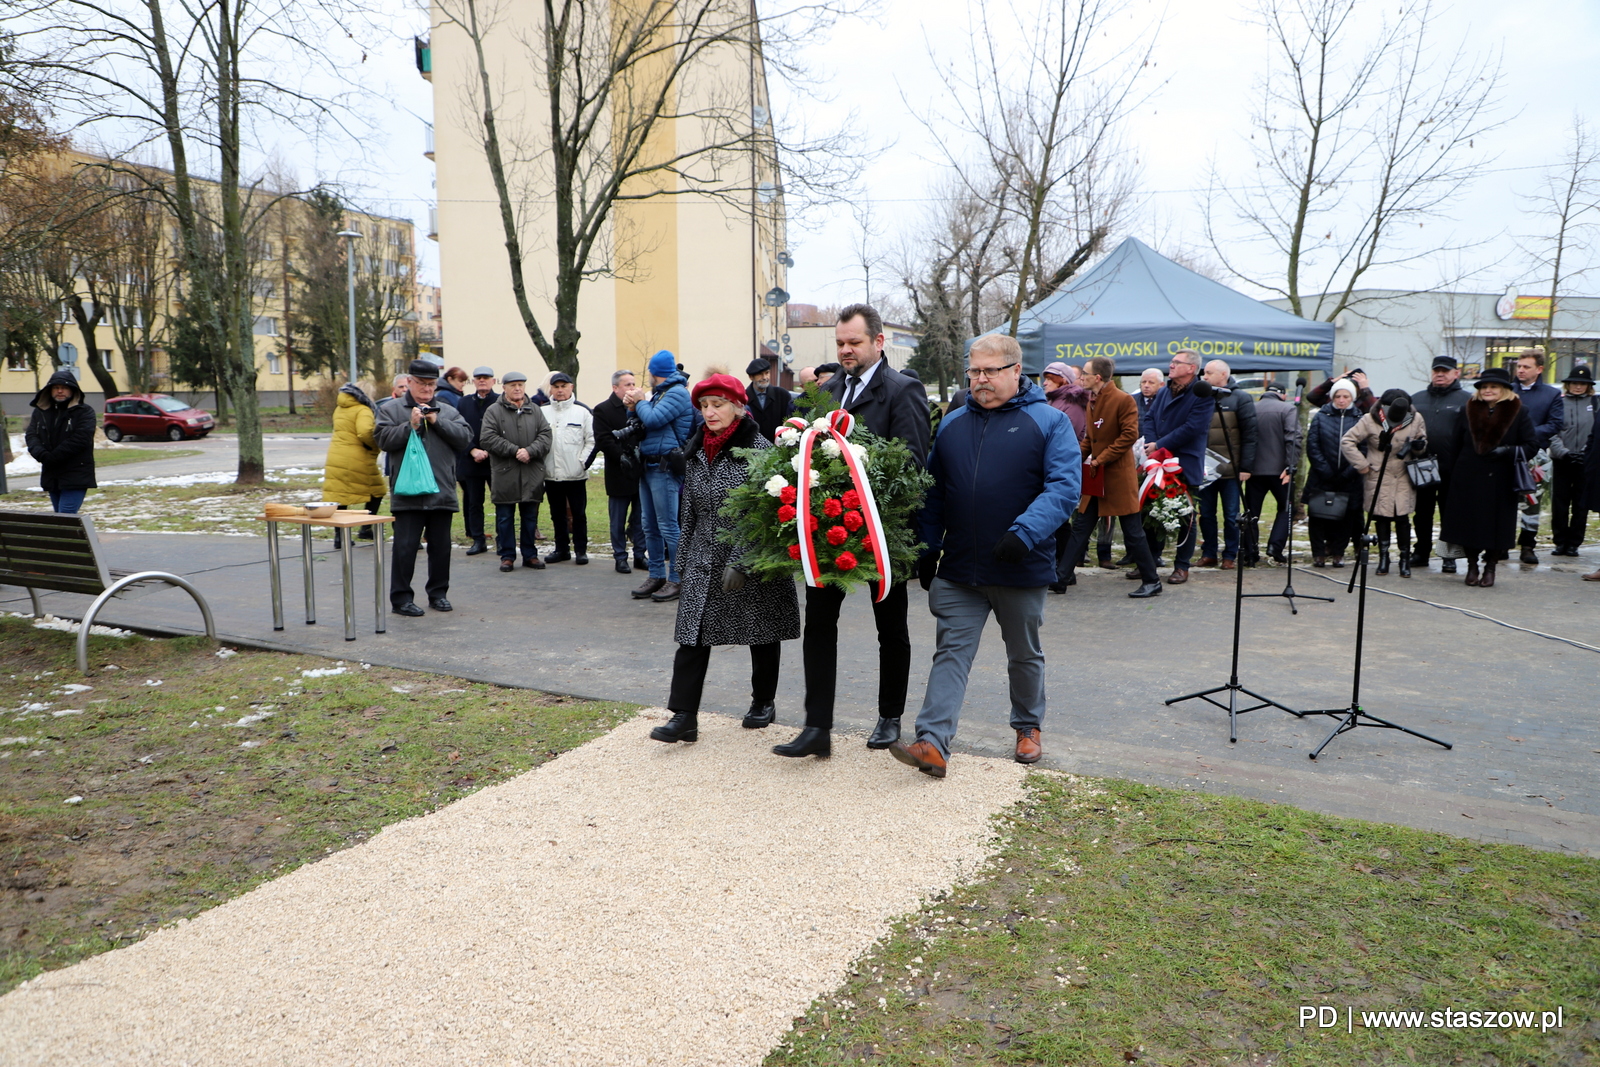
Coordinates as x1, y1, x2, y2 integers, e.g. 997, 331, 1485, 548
418, 2, 788, 407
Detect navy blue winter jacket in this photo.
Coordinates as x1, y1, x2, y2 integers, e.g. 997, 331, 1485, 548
634, 371, 695, 458
1514, 380, 1563, 451
921, 378, 1082, 587
1143, 380, 1215, 486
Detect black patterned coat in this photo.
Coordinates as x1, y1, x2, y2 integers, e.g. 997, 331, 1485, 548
673, 416, 801, 648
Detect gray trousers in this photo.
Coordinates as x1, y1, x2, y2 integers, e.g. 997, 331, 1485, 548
913, 578, 1048, 757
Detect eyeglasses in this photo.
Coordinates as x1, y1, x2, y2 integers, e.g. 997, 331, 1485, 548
965, 363, 1019, 380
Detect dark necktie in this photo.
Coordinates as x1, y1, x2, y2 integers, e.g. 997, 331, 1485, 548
845, 374, 862, 407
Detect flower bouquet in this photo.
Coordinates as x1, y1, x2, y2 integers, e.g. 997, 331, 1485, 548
1137, 446, 1195, 539
720, 396, 932, 597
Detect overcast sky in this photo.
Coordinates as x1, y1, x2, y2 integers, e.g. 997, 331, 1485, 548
261, 0, 1600, 318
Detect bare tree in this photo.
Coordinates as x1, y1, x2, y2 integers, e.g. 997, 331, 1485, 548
1523, 117, 1600, 353
1209, 0, 1503, 322
432, 0, 863, 387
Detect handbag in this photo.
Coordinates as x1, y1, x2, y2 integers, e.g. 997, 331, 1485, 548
1510, 447, 1536, 497
393, 429, 440, 496
1405, 455, 1442, 488
1305, 490, 1350, 521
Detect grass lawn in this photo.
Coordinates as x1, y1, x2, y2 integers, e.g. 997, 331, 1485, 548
767, 774, 1599, 1067
93, 447, 202, 469
0, 614, 636, 994
249, 406, 333, 434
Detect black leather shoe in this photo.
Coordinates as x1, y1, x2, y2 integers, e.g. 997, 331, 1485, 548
1440, 558, 1457, 574
1398, 556, 1411, 577
428, 597, 453, 612
650, 712, 698, 743
575, 553, 589, 565
866, 717, 901, 749
615, 559, 632, 574
1048, 581, 1068, 594
1128, 581, 1162, 598
742, 702, 776, 729
545, 550, 572, 564
634, 556, 649, 570
773, 726, 831, 758
394, 601, 424, 617
1520, 547, 1539, 565
465, 540, 489, 556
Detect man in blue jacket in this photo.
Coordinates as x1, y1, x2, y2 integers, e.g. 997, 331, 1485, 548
1142, 349, 1215, 584
624, 349, 695, 601
1512, 349, 1564, 565
888, 334, 1080, 779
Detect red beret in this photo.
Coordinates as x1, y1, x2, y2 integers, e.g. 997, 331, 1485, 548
691, 373, 747, 407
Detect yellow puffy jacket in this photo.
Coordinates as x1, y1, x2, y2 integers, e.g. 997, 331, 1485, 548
322, 391, 388, 505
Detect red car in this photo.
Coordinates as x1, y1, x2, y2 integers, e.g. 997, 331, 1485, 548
103, 394, 216, 441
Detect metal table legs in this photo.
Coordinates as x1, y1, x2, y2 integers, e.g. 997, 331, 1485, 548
341, 533, 356, 640
374, 524, 387, 634
267, 520, 284, 630
301, 525, 316, 624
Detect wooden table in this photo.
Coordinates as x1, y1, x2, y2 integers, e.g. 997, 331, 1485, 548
259, 512, 396, 640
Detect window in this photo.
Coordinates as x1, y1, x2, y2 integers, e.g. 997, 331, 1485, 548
250, 279, 275, 298
387, 326, 406, 343
6, 348, 28, 371
150, 396, 191, 413
267, 351, 282, 373
114, 306, 144, 328
98, 349, 114, 372
253, 316, 278, 336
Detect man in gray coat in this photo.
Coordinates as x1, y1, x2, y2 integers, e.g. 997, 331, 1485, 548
479, 371, 553, 572
1241, 383, 1302, 565
375, 359, 473, 615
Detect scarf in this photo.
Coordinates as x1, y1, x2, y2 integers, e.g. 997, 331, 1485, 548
701, 418, 742, 466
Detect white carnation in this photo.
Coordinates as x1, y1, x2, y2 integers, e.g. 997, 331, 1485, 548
812, 416, 832, 430
764, 474, 789, 498
775, 427, 800, 446
791, 453, 804, 472
820, 439, 842, 458
847, 442, 868, 464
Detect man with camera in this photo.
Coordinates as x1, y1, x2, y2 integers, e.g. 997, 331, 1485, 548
374, 359, 474, 616
591, 369, 649, 574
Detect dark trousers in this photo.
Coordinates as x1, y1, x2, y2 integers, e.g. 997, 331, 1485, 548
667, 642, 781, 714
803, 581, 910, 729
1172, 515, 1198, 570
390, 509, 453, 607
496, 501, 541, 562
1057, 500, 1158, 582
1242, 478, 1290, 563
460, 476, 488, 541
546, 479, 588, 554
1308, 511, 1361, 561
1411, 471, 1451, 560
1551, 457, 1589, 548
608, 493, 646, 561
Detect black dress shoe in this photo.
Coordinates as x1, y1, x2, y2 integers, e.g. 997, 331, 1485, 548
1113, 555, 1133, 566
634, 556, 649, 570
1128, 581, 1162, 598
465, 540, 489, 556
866, 717, 901, 749
650, 712, 698, 743
1440, 558, 1457, 574
1048, 581, 1068, 594
615, 559, 632, 574
742, 702, 776, 729
1520, 547, 1539, 565
428, 597, 453, 612
500, 559, 515, 572
394, 601, 424, 617
773, 726, 830, 758
545, 550, 572, 564
575, 553, 589, 565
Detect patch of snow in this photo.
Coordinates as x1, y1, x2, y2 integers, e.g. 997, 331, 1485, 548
56, 683, 94, 695
51, 709, 83, 717
228, 711, 274, 727
143, 679, 163, 687
6, 612, 135, 638
64, 796, 83, 805
0, 737, 31, 746
17, 703, 50, 713
238, 740, 264, 749
215, 648, 238, 658
301, 667, 346, 678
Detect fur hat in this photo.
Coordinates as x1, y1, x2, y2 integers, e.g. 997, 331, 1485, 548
691, 373, 747, 407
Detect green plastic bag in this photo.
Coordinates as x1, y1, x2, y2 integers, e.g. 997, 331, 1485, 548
393, 428, 439, 496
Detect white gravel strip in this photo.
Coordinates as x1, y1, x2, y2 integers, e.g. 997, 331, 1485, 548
1, 710, 1026, 1066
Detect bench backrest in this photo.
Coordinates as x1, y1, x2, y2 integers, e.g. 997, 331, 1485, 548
0, 510, 111, 596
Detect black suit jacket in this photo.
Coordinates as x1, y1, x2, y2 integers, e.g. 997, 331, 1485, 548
823, 362, 931, 464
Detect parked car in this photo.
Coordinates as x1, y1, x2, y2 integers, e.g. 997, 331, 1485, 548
103, 394, 215, 441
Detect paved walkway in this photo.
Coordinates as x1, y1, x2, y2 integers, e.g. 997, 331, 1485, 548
0, 713, 1027, 1066
4, 530, 1598, 855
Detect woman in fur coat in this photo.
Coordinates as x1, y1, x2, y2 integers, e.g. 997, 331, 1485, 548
1440, 367, 1537, 587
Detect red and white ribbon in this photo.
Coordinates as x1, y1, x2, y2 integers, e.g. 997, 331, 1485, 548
794, 409, 893, 601
1138, 448, 1183, 506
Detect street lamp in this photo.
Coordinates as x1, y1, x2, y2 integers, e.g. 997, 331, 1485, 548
337, 229, 364, 382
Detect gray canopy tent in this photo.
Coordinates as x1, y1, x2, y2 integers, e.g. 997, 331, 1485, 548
978, 237, 1335, 379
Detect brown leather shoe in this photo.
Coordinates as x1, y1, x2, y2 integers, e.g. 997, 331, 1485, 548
1219, 559, 1236, 570
631, 577, 666, 599
1167, 568, 1189, 584
1199, 556, 1219, 567
1014, 727, 1042, 764
888, 739, 947, 778
1583, 570, 1600, 581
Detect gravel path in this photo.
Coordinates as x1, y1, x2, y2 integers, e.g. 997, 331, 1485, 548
1, 710, 1026, 1066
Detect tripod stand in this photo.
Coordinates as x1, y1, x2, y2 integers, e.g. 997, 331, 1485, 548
1241, 468, 1334, 615
1300, 420, 1453, 759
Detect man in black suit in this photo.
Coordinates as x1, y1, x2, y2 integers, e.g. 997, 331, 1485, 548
745, 357, 794, 440
773, 303, 932, 758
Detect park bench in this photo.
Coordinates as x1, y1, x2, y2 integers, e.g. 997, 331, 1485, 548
0, 509, 216, 674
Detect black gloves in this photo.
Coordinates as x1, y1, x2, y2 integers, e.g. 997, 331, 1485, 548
1377, 429, 1393, 453
993, 530, 1029, 563
918, 553, 939, 591
721, 564, 749, 593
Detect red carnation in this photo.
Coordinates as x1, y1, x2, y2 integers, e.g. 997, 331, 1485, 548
777, 504, 797, 524
826, 525, 849, 546
862, 534, 875, 552
788, 543, 802, 560
822, 497, 843, 518
842, 510, 864, 531
808, 514, 820, 532
835, 551, 858, 571
841, 489, 862, 510
779, 486, 797, 505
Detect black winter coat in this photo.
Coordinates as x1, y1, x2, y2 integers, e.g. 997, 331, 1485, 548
746, 383, 795, 441
1583, 409, 1600, 511
1303, 403, 1362, 497
672, 416, 800, 647
454, 389, 498, 481
589, 394, 642, 499
1410, 381, 1469, 463
1440, 397, 1537, 555
25, 370, 98, 492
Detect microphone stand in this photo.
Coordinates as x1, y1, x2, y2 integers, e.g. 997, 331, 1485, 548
1300, 418, 1453, 759
1241, 462, 1334, 614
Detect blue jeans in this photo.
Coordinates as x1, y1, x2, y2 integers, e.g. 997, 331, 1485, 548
912, 579, 1047, 758
638, 465, 682, 581
1199, 478, 1241, 561
495, 501, 541, 562
609, 494, 646, 562
49, 488, 88, 514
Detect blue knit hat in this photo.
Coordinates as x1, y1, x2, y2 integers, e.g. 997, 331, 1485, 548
648, 350, 677, 378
